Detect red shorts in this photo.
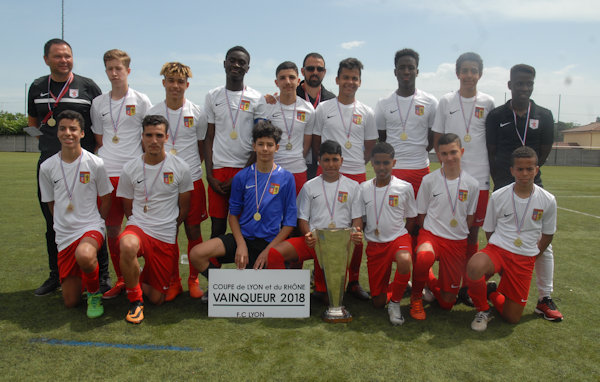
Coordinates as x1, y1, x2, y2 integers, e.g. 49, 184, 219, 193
186, 179, 208, 225
208, 167, 243, 219
392, 167, 429, 197
417, 229, 467, 294
119, 225, 179, 295
292, 172, 307, 196
317, 167, 367, 184
105, 177, 124, 227
481, 243, 536, 306
365, 234, 412, 297
287, 236, 317, 260
57, 230, 104, 283
473, 190, 489, 227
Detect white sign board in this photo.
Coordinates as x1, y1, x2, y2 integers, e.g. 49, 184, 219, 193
208, 269, 310, 318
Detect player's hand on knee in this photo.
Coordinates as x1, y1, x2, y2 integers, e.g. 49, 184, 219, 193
235, 247, 249, 269
253, 250, 268, 270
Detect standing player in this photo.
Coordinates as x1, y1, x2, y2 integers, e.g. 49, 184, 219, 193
204, 46, 266, 239
28, 38, 110, 296
189, 121, 296, 275
264, 61, 315, 195
39, 110, 113, 318
91, 49, 152, 299
362, 142, 417, 325
312, 57, 378, 300
117, 115, 193, 324
486, 64, 562, 321
410, 133, 479, 320
432, 52, 495, 302
146, 62, 208, 300
376, 48, 438, 196
466, 146, 557, 331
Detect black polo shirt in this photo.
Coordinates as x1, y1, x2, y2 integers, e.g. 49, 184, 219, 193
296, 80, 336, 109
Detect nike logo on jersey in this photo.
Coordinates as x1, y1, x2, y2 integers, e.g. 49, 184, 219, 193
40, 92, 49, 97
390, 109, 398, 114
312, 195, 320, 199
102, 112, 109, 117
53, 179, 61, 183
137, 179, 144, 184
500, 122, 511, 127
433, 193, 442, 197
504, 213, 513, 217
327, 115, 336, 119
215, 102, 224, 107
449, 110, 459, 115
521, 299, 527, 303
451, 284, 460, 289
246, 185, 256, 189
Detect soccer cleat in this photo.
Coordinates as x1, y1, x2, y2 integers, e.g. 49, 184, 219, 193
34, 275, 60, 296
387, 301, 405, 326
125, 300, 144, 324
86, 292, 104, 318
346, 281, 370, 301
535, 297, 563, 322
165, 280, 183, 302
471, 309, 493, 331
188, 278, 204, 299
422, 286, 435, 303
99, 276, 112, 294
102, 279, 125, 300
486, 281, 497, 300
410, 298, 426, 320
457, 286, 475, 307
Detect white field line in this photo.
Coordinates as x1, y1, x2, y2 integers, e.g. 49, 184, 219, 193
558, 206, 600, 219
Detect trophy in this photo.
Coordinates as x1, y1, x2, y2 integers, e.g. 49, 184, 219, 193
313, 227, 354, 323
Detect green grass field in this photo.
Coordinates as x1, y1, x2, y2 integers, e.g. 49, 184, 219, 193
1, 152, 599, 381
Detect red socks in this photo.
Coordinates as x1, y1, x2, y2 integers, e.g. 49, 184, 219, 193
391, 271, 410, 302
82, 264, 99, 294
126, 284, 143, 303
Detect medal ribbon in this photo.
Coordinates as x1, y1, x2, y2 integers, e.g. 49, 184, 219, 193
166, 102, 184, 148
110, 88, 128, 139
373, 178, 392, 231
511, 184, 534, 237
458, 91, 477, 138
142, 155, 167, 206
512, 101, 531, 146
395, 90, 416, 136
303, 86, 321, 108
254, 163, 276, 215
59, 151, 83, 205
43, 73, 74, 124
225, 88, 245, 134
321, 176, 341, 225
336, 99, 356, 145
279, 100, 297, 146
441, 169, 462, 219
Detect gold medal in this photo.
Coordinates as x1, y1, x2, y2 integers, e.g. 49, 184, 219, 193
345, 141, 352, 149
464, 134, 471, 143
170, 148, 177, 155
374, 228, 380, 236
230, 131, 238, 139
450, 218, 458, 227
328, 222, 336, 229
66, 203, 74, 212
112, 135, 119, 144
143, 205, 148, 213
253, 212, 261, 221
286, 143, 292, 150
47, 118, 56, 127
514, 237, 523, 247
400, 132, 408, 141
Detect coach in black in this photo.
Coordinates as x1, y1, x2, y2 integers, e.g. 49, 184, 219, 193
28, 38, 110, 295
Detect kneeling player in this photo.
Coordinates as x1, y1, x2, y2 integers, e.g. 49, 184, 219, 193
39, 110, 113, 318
362, 142, 417, 325
410, 133, 479, 320
466, 146, 556, 331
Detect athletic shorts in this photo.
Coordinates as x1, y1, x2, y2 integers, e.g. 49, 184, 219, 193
186, 179, 208, 225
208, 167, 243, 219
473, 190, 490, 227
392, 167, 430, 197
119, 225, 178, 295
417, 229, 467, 294
316, 167, 367, 184
481, 243, 536, 306
58, 230, 104, 283
105, 177, 124, 227
218, 233, 269, 268
292, 172, 307, 196
365, 234, 412, 297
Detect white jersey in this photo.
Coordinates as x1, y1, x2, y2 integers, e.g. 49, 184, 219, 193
146, 100, 207, 182
375, 90, 438, 169
91, 88, 152, 177
417, 169, 479, 240
484, 184, 556, 257
39, 149, 113, 251
205, 86, 266, 169
361, 176, 417, 243
432, 91, 495, 190
297, 175, 362, 230
314, 98, 378, 175
265, 98, 315, 173
117, 153, 193, 244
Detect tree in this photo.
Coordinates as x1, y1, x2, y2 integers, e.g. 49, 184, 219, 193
0, 111, 28, 135
555, 121, 576, 142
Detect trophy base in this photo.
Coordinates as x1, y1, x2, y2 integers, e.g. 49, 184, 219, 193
321, 306, 352, 323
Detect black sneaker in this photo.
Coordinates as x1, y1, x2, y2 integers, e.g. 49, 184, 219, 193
99, 277, 112, 294
34, 275, 60, 296
486, 281, 497, 300
457, 286, 474, 307
346, 281, 370, 301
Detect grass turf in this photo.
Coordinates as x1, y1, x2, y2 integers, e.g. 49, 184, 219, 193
0, 152, 599, 381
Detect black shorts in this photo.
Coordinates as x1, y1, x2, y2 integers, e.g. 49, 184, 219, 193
218, 234, 269, 268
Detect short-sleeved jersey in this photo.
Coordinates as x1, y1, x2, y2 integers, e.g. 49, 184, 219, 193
146, 100, 207, 181
91, 88, 152, 177
39, 149, 112, 251
483, 184, 557, 257
485, 100, 554, 189
117, 154, 193, 244
28, 74, 102, 158
205, 86, 266, 169
314, 98, 378, 175
229, 164, 297, 242
264, 98, 315, 173
361, 176, 417, 243
297, 174, 362, 230
416, 169, 479, 240
432, 91, 495, 190
375, 90, 438, 169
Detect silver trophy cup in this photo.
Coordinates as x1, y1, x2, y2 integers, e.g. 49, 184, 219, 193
313, 227, 354, 323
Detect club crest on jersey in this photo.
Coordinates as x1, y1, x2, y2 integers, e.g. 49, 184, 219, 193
163, 172, 174, 185
126, 105, 136, 116
458, 189, 468, 202
296, 111, 306, 122
240, 100, 250, 111
69, 89, 79, 98
184, 116, 194, 128
389, 195, 399, 207
338, 191, 348, 203
530, 119, 539, 129
269, 183, 280, 195
79, 172, 90, 184
415, 105, 424, 116
532, 209, 543, 221
475, 107, 484, 119
352, 114, 362, 125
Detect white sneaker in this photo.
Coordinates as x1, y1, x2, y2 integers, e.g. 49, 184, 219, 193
388, 301, 405, 326
422, 286, 435, 303
471, 309, 493, 331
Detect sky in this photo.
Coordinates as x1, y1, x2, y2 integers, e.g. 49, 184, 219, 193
1, 0, 599, 125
